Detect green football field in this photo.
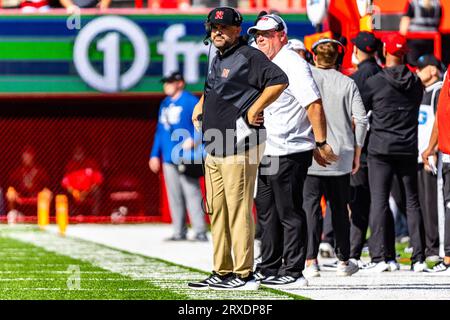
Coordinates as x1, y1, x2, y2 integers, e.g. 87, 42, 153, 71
0, 225, 304, 300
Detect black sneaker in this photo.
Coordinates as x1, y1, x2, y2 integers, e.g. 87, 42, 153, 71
424, 262, 450, 273
261, 275, 308, 289
209, 273, 260, 291
254, 271, 267, 281
187, 272, 232, 290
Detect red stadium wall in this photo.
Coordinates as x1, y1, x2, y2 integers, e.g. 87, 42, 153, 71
0, 97, 171, 222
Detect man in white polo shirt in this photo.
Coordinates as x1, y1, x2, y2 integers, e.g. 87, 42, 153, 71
247, 14, 338, 288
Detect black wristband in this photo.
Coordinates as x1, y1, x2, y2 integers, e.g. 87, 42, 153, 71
316, 140, 327, 148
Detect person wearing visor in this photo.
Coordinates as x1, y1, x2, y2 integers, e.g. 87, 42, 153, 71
247, 14, 338, 288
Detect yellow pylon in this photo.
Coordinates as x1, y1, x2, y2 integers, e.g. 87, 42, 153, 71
37, 190, 51, 229
56, 195, 69, 236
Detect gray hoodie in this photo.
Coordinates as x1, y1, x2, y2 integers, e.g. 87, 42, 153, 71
308, 67, 368, 176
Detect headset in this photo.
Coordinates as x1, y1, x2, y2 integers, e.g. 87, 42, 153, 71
204, 7, 243, 45
312, 38, 346, 55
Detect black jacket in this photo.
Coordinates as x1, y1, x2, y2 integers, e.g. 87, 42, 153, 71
203, 38, 288, 156
361, 65, 424, 156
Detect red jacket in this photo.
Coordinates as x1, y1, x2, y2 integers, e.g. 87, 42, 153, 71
437, 70, 450, 154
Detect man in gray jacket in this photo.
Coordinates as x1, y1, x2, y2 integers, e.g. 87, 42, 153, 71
303, 39, 368, 278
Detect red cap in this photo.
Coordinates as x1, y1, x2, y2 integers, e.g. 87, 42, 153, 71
381, 33, 409, 57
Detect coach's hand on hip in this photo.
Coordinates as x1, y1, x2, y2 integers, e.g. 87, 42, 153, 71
246, 107, 264, 126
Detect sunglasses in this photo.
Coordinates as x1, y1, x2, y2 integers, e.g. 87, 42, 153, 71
253, 30, 277, 38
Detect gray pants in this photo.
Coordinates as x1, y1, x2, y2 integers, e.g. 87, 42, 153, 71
163, 164, 206, 238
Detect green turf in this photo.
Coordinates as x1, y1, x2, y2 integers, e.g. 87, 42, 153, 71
0, 236, 188, 300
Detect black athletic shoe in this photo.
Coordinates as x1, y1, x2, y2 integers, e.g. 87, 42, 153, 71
424, 262, 450, 273
187, 272, 232, 290
254, 271, 267, 281
209, 273, 260, 290
261, 275, 308, 289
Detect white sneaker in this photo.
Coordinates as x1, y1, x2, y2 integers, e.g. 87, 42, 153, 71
336, 260, 359, 276
387, 260, 400, 271
319, 242, 335, 258
361, 261, 389, 273
412, 261, 426, 272
303, 262, 320, 278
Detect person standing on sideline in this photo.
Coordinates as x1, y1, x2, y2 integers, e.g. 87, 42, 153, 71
247, 14, 338, 288
422, 69, 450, 273
399, 0, 442, 66
149, 71, 208, 242
416, 54, 443, 264
6, 146, 51, 217
302, 38, 367, 278
361, 33, 426, 273
348, 31, 382, 266
288, 38, 307, 60
188, 7, 288, 291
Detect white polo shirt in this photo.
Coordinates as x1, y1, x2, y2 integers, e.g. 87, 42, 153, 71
264, 45, 321, 156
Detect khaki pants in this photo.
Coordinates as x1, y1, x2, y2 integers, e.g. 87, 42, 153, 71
205, 144, 264, 278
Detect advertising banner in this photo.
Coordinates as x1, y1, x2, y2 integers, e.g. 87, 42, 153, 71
0, 12, 314, 95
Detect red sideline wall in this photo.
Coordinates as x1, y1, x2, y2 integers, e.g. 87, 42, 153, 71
0, 96, 165, 219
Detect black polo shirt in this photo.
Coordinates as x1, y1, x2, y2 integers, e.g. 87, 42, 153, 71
202, 37, 288, 157
350, 58, 381, 93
